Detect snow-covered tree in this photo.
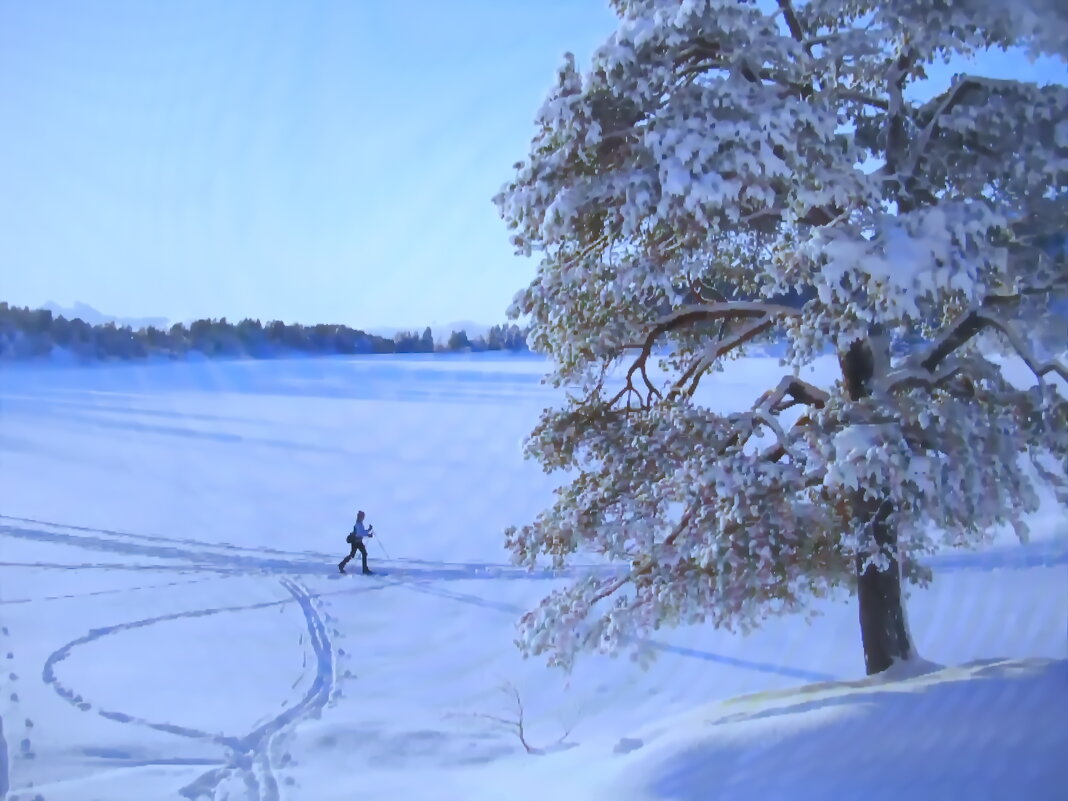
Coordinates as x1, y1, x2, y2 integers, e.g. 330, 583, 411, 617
494, 0, 1068, 675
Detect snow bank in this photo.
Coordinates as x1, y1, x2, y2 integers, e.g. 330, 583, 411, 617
608, 658, 1066, 801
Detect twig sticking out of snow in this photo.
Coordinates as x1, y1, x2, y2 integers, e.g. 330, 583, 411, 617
449, 682, 578, 756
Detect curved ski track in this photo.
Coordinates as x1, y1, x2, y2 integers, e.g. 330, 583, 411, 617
0, 517, 356, 799
4, 515, 1061, 798
40, 578, 335, 800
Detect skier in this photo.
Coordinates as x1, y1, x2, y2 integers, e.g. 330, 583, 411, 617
339, 510, 374, 575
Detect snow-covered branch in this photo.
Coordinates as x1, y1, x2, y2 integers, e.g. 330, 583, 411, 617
881, 304, 1066, 399
879, 359, 972, 395
905, 76, 980, 180
776, 0, 805, 43
668, 318, 777, 400
755, 375, 831, 414
496, 0, 1068, 676
911, 306, 1068, 385
641, 302, 802, 338
613, 303, 802, 408
838, 90, 890, 111
973, 311, 1068, 384
607, 346, 662, 411
984, 279, 1068, 307
751, 376, 829, 463
753, 410, 798, 461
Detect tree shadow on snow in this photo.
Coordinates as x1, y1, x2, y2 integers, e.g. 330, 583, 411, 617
642, 658, 1067, 801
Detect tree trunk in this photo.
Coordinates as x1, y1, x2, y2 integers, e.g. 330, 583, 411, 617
840, 333, 913, 675
853, 492, 912, 674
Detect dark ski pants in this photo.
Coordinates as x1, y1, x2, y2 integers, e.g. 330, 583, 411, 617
340, 538, 368, 573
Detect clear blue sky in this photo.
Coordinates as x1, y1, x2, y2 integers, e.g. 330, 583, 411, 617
1, 2, 1064, 330
0, 0, 617, 329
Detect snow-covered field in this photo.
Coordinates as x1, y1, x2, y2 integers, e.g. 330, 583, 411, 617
0, 354, 1064, 800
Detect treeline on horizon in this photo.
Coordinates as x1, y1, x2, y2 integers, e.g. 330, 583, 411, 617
0, 303, 531, 362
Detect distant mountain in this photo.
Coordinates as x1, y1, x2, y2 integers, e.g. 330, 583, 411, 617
41, 301, 169, 331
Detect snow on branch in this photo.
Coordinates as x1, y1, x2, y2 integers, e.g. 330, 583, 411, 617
608, 343, 663, 410
888, 305, 1068, 393
984, 279, 1068, 307
754, 375, 831, 414
644, 301, 803, 335
972, 310, 1068, 384
753, 409, 798, 461
879, 359, 973, 395
752, 375, 829, 463
776, 0, 805, 43
906, 76, 985, 180
611, 302, 802, 409
668, 318, 775, 400
494, 0, 1068, 677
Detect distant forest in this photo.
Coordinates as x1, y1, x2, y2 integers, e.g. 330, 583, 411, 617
0, 303, 530, 362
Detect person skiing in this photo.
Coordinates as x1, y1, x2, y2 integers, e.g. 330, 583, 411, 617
339, 510, 374, 575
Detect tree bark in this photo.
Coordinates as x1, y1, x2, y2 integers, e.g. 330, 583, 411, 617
840, 334, 913, 675
852, 493, 912, 674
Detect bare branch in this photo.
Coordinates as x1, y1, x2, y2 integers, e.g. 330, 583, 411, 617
884, 47, 914, 206
761, 413, 814, 463
662, 500, 701, 550
916, 309, 987, 372
754, 375, 831, 414
754, 410, 798, 461
646, 301, 802, 333
777, 0, 804, 42
974, 310, 1068, 384
746, 376, 829, 463
607, 348, 662, 410
610, 302, 801, 411
677, 46, 887, 114
741, 206, 786, 225
879, 358, 972, 394
837, 90, 890, 111
453, 682, 575, 756
901, 305, 1068, 390
737, 198, 849, 229
905, 76, 975, 180
667, 317, 778, 400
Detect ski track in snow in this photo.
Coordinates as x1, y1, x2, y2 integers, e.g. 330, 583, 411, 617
0, 516, 619, 584
175, 578, 336, 801
0, 574, 228, 606
1, 515, 1065, 798
0, 714, 8, 800
0, 626, 8, 799
0, 516, 367, 800
38, 576, 343, 800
